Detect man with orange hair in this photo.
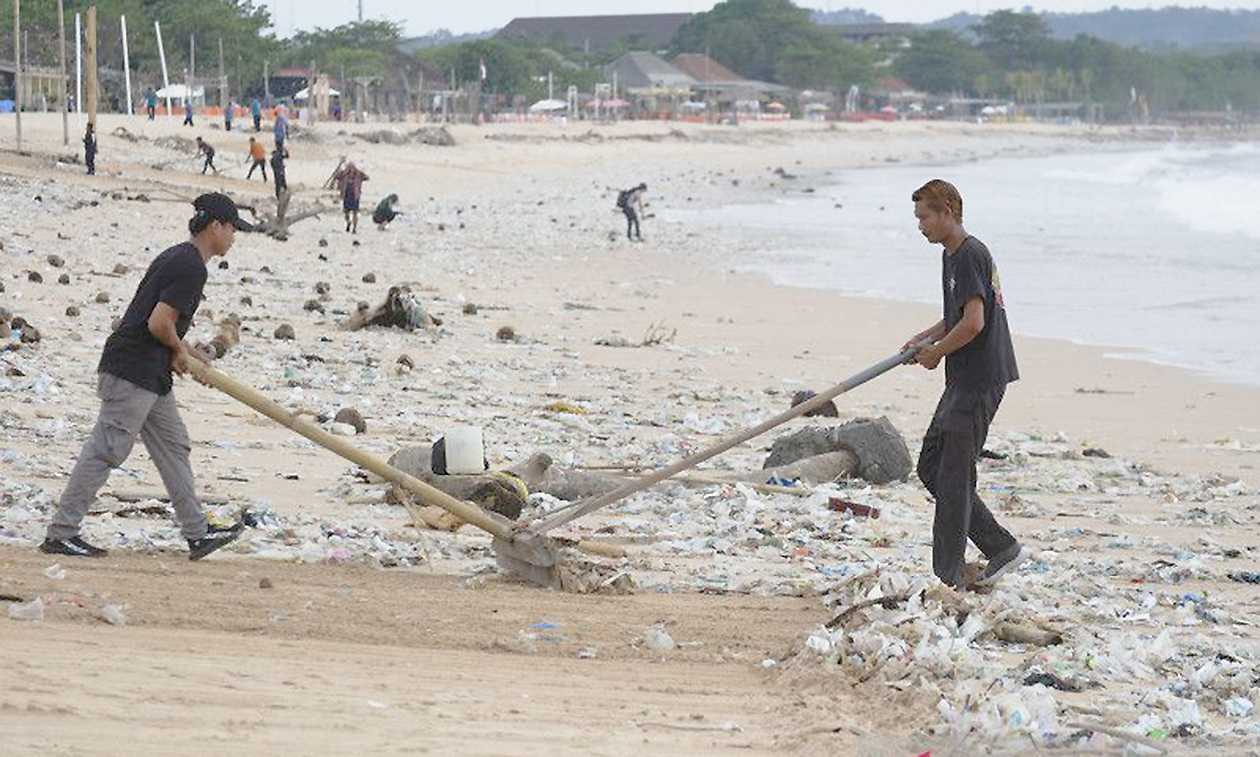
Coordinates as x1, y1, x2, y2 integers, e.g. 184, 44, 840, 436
903, 179, 1024, 590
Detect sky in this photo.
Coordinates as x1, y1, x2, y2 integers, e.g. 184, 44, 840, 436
268, 1, 1260, 37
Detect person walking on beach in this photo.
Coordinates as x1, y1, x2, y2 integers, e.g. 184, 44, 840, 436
146, 88, 158, 120
903, 179, 1025, 590
224, 100, 234, 132
246, 137, 268, 182
195, 137, 217, 175
40, 193, 253, 561
183, 98, 194, 126
270, 148, 287, 200
334, 162, 368, 233
273, 107, 289, 157
83, 123, 97, 176
616, 183, 647, 242
251, 97, 262, 132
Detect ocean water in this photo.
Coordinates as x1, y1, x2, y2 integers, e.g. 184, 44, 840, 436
668, 144, 1260, 386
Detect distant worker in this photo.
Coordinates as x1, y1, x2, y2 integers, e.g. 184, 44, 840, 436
195, 137, 217, 175
615, 182, 647, 242
83, 123, 97, 176
273, 107, 289, 157
372, 194, 402, 230
270, 148, 288, 200
334, 162, 369, 234
251, 97, 262, 132
246, 137, 268, 182
224, 100, 234, 132
183, 98, 194, 127
146, 88, 158, 120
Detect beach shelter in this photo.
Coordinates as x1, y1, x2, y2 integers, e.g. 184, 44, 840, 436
528, 98, 569, 112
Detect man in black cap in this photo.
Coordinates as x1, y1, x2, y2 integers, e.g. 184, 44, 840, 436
42, 193, 254, 561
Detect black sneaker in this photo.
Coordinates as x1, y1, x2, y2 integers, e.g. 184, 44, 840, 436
975, 543, 1028, 587
188, 522, 244, 561
39, 536, 108, 558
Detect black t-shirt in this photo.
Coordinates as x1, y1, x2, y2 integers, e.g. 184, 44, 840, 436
98, 243, 208, 395
942, 236, 1019, 388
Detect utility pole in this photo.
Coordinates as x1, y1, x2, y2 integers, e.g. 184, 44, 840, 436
263, 59, 270, 104
58, 0, 68, 145
120, 15, 133, 115
85, 4, 97, 127
155, 21, 171, 115
75, 13, 82, 113
13, 0, 21, 152
358, 0, 363, 22
218, 37, 227, 110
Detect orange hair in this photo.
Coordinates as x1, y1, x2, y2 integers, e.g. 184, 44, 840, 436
912, 179, 963, 223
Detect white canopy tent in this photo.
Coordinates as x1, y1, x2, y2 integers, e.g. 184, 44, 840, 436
155, 84, 205, 101
528, 98, 569, 113
294, 86, 341, 100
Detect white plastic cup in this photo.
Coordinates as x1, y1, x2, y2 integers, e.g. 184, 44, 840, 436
444, 426, 485, 475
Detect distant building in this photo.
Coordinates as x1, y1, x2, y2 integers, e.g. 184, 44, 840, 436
605, 52, 696, 94
828, 22, 916, 46
670, 53, 789, 103
498, 13, 692, 54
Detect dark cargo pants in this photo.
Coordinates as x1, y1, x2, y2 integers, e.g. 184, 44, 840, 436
917, 383, 1017, 587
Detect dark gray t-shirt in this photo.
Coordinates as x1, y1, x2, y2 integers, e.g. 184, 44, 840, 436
98, 243, 207, 395
942, 236, 1019, 388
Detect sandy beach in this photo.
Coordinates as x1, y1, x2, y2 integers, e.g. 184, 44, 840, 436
2, 114, 1258, 755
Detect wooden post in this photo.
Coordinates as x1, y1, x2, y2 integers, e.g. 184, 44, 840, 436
85, 4, 97, 127
13, 0, 22, 151
58, 0, 68, 145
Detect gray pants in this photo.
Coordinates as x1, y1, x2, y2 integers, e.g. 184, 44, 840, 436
917, 383, 1016, 588
48, 373, 207, 541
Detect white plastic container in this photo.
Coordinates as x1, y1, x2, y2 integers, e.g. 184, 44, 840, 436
444, 426, 485, 474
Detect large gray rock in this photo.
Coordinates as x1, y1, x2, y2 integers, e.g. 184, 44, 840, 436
763, 417, 912, 485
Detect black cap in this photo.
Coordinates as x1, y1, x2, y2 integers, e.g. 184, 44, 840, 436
193, 192, 253, 232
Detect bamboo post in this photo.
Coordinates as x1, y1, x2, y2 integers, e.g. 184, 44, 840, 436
13, 0, 22, 151
120, 15, 132, 115
155, 21, 170, 114
59, 0, 68, 145
75, 13, 81, 114
85, 5, 97, 127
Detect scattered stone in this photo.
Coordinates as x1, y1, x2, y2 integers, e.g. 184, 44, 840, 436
259, 577, 273, 589
1082, 447, 1112, 459
764, 417, 912, 485
46, 254, 65, 268
396, 354, 415, 372
260, 266, 272, 274
18, 324, 41, 344
496, 326, 516, 342
362, 272, 376, 284
239, 296, 253, 307
790, 389, 839, 418
98, 604, 128, 626
318, 238, 328, 248
334, 407, 367, 434
27, 271, 42, 283
112, 263, 129, 275
57, 273, 70, 285
303, 299, 325, 313
95, 291, 110, 304
218, 260, 229, 270
330, 422, 358, 437
463, 303, 478, 315
352, 240, 361, 247
65, 306, 80, 317
315, 281, 331, 295
274, 323, 296, 340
